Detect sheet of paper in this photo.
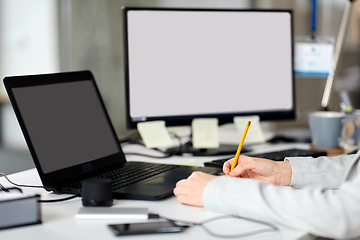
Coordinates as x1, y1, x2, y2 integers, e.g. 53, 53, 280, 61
137, 121, 172, 148
234, 116, 265, 144
192, 118, 219, 149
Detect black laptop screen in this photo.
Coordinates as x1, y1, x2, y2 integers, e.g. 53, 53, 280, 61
12, 80, 119, 174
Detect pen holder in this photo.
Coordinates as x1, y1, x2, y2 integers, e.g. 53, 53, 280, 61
341, 109, 360, 148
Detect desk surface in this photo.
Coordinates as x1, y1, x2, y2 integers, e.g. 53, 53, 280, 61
0, 142, 314, 240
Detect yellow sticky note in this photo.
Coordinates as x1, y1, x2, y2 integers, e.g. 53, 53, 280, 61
192, 118, 219, 149
234, 116, 265, 144
137, 121, 172, 148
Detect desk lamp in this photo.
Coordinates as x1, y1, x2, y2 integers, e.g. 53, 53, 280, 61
320, 0, 356, 111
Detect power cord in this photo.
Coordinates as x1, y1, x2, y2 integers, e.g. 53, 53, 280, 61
0, 186, 23, 193
0, 173, 43, 188
122, 132, 184, 158
38, 194, 80, 203
149, 214, 278, 238
0, 172, 80, 203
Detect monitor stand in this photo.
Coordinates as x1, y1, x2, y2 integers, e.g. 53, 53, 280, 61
165, 141, 251, 157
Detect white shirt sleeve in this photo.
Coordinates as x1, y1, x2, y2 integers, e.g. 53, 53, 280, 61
203, 155, 360, 239
287, 154, 356, 189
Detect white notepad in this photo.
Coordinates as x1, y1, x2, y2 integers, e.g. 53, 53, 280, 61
76, 207, 148, 220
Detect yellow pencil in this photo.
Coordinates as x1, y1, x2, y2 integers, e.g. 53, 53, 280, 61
230, 121, 251, 171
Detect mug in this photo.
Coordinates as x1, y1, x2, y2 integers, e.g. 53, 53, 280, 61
308, 111, 345, 149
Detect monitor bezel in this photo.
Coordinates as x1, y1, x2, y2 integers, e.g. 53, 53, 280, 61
122, 7, 296, 129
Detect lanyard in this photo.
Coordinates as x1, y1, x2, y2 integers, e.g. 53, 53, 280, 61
311, 0, 317, 39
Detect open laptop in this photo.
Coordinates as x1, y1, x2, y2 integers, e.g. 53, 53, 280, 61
3, 70, 220, 200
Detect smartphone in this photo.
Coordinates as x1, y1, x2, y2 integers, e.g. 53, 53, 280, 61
108, 221, 187, 236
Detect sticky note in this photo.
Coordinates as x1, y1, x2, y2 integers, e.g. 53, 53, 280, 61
192, 118, 219, 149
234, 116, 265, 144
137, 121, 172, 148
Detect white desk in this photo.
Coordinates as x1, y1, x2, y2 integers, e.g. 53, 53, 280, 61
0, 142, 314, 240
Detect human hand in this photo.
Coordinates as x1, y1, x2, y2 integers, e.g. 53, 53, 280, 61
173, 171, 217, 207
223, 155, 292, 186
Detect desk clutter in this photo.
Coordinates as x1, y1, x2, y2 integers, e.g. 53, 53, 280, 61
137, 116, 265, 150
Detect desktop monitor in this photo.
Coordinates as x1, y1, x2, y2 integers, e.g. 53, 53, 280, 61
122, 7, 295, 154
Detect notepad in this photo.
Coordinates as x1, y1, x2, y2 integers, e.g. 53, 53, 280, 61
76, 207, 149, 220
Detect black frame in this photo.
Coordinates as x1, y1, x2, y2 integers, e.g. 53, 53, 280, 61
3, 71, 126, 189
122, 7, 296, 129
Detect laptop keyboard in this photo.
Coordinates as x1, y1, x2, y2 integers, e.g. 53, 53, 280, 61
67, 162, 180, 190
204, 148, 327, 168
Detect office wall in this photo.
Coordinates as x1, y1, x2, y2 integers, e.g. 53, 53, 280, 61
0, 0, 59, 148
263, 0, 360, 131
61, 0, 360, 138
0, 0, 59, 87
60, 0, 251, 139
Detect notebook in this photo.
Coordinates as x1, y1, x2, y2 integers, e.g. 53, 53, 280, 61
3, 70, 220, 200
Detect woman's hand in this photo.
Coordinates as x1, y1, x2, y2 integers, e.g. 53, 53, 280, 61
223, 155, 292, 186
173, 171, 217, 207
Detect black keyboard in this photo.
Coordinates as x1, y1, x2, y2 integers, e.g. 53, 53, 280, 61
67, 162, 179, 189
204, 148, 327, 168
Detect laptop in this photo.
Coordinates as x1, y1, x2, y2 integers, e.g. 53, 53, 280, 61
3, 70, 220, 200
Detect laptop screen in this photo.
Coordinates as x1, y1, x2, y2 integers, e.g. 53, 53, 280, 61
12, 80, 119, 174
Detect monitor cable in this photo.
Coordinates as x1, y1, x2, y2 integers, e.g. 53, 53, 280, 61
0, 172, 80, 203
121, 132, 184, 158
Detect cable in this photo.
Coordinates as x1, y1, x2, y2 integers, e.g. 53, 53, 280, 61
0, 182, 6, 191
157, 214, 278, 238
0, 172, 80, 203
123, 144, 174, 159
118, 131, 141, 144
0, 187, 23, 193
0, 173, 44, 188
38, 194, 81, 203
123, 132, 184, 158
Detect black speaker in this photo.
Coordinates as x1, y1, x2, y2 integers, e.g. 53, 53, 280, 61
81, 178, 113, 207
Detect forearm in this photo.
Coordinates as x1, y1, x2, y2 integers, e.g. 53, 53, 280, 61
203, 175, 360, 239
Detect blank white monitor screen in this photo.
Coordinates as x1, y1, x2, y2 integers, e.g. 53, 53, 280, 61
123, 8, 295, 128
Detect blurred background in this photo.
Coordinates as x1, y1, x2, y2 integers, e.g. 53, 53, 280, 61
0, 0, 359, 173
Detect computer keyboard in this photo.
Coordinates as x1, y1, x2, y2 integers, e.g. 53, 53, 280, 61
66, 162, 180, 189
204, 148, 327, 168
